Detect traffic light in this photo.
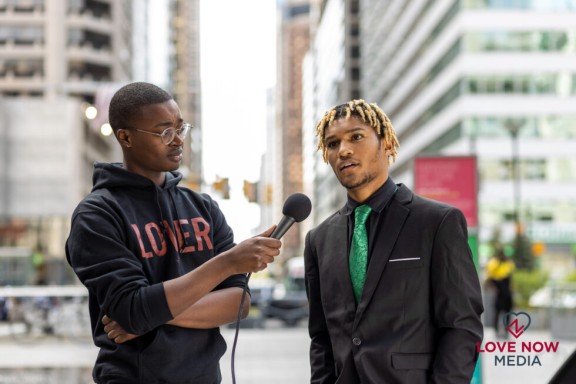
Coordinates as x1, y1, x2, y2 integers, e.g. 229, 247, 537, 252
265, 183, 273, 205
213, 177, 230, 199
243, 180, 258, 203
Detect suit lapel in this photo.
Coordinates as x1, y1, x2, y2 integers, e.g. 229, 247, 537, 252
328, 211, 358, 306
354, 187, 411, 326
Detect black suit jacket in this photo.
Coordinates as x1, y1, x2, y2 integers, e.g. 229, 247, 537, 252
304, 184, 483, 384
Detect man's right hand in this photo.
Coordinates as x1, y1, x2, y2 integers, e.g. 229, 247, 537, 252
224, 225, 282, 274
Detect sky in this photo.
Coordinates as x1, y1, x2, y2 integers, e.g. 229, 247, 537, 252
198, 0, 277, 239
200, 0, 277, 185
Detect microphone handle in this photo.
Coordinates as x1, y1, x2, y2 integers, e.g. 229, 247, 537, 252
271, 216, 296, 239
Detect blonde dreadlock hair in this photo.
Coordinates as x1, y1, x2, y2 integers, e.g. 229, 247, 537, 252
315, 99, 400, 163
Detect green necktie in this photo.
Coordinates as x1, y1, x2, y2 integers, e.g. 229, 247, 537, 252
349, 204, 372, 303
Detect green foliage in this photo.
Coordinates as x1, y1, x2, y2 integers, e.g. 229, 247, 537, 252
512, 269, 548, 308
512, 233, 535, 271
565, 271, 576, 283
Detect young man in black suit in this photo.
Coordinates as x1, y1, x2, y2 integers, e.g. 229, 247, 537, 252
304, 99, 483, 383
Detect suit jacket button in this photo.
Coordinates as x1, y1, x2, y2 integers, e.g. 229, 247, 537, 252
352, 337, 361, 346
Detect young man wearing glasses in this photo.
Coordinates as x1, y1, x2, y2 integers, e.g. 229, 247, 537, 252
66, 82, 281, 383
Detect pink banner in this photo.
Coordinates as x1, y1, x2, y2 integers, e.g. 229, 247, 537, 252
414, 156, 478, 228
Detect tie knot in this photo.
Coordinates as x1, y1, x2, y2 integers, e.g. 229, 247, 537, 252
355, 204, 372, 224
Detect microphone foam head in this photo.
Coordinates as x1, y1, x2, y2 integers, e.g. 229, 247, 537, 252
282, 193, 312, 222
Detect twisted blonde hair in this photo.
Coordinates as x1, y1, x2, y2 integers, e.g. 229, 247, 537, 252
315, 99, 400, 162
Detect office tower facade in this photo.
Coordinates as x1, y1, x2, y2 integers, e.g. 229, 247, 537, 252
0, 0, 132, 284
170, 0, 202, 191
276, 0, 313, 258
302, 0, 361, 224
360, 0, 576, 273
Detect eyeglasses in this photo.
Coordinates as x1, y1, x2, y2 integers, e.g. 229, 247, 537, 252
129, 123, 192, 145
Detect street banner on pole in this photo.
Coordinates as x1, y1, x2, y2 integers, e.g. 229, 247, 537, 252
414, 156, 478, 228
414, 155, 482, 384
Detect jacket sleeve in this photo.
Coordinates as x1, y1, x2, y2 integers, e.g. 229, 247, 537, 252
429, 208, 484, 383
304, 230, 337, 384
207, 196, 247, 291
65, 199, 173, 335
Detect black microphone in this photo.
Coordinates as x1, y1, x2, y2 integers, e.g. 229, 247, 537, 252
270, 193, 312, 239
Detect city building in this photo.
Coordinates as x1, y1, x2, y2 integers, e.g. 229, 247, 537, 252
302, 0, 361, 225
357, 0, 576, 275
274, 0, 314, 259
131, 0, 203, 190
301, 0, 576, 276
0, 0, 204, 285
0, 0, 133, 283
170, 0, 202, 191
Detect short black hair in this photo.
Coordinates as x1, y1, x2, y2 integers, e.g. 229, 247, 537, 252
108, 82, 173, 132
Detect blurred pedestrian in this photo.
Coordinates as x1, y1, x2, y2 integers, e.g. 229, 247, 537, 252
66, 82, 281, 383
304, 99, 484, 383
485, 247, 515, 337
0, 281, 7, 321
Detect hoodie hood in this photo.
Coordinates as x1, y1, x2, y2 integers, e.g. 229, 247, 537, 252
92, 162, 183, 191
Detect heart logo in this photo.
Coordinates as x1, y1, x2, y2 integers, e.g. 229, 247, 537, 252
504, 311, 531, 339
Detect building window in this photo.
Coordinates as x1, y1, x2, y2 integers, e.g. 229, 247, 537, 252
524, 159, 546, 180
463, 0, 576, 11
15, 0, 44, 12
467, 116, 576, 139
0, 26, 43, 45
0, 59, 43, 78
286, 4, 309, 19
464, 31, 575, 53
464, 73, 576, 95
481, 159, 546, 182
350, 44, 360, 58
350, 67, 360, 80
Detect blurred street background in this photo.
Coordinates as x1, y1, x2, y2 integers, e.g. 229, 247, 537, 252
1, 0, 575, 383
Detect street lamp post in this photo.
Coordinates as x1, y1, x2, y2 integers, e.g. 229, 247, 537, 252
505, 119, 521, 234
505, 118, 534, 270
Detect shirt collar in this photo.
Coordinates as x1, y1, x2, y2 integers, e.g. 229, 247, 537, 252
345, 177, 397, 216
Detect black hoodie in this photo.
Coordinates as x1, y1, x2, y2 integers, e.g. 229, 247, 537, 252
66, 163, 246, 383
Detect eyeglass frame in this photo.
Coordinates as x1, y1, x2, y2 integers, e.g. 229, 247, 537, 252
125, 122, 192, 145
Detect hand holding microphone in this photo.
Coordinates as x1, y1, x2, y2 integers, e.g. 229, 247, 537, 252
231, 226, 280, 273
228, 193, 312, 274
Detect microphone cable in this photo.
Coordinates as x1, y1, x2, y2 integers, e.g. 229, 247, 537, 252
228, 192, 311, 383
230, 272, 252, 384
